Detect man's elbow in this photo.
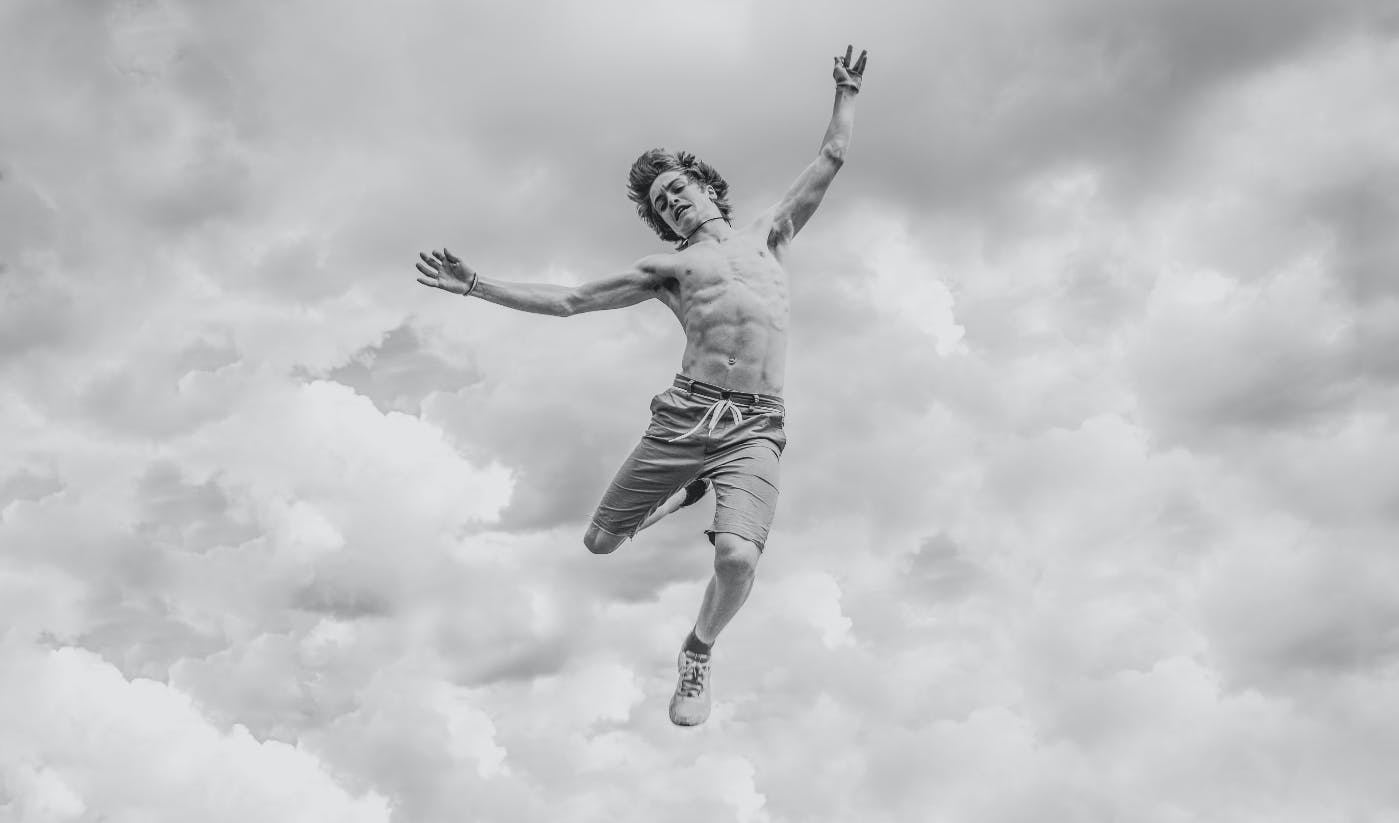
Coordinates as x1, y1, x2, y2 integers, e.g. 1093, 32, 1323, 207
821, 141, 848, 168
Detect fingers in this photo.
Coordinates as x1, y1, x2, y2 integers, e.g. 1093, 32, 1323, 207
415, 249, 468, 292
836, 45, 867, 77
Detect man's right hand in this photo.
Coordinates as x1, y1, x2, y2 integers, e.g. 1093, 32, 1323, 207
415, 248, 478, 296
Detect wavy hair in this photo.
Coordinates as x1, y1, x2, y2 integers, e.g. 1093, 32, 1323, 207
626, 148, 732, 244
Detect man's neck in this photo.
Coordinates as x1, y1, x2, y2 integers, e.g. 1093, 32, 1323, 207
681, 216, 732, 248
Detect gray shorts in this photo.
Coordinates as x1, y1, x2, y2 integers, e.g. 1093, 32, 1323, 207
590, 374, 787, 550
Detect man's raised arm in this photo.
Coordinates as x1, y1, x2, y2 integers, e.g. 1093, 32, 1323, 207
769, 45, 868, 250
415, 249, 668, 316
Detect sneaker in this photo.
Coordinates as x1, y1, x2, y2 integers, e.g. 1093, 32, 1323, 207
669, 648, 712, 726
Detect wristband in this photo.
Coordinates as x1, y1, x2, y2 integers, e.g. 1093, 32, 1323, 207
462, 270, 479, 297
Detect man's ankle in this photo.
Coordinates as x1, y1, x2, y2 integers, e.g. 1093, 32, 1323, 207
683, 629, 713, 656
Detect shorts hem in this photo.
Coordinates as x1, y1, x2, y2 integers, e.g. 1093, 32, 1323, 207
590, 520, 631, 540
705, 528, 768, 553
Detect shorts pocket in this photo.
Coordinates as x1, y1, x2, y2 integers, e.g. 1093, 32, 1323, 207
649, 389, 676, 414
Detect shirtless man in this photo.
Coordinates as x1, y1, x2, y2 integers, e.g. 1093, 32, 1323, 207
415, 46, 867, 726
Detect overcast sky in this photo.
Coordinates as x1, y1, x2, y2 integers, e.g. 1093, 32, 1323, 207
3, 0, 1398, 821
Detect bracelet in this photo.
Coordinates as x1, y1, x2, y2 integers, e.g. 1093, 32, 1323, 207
462, 269, 479, 297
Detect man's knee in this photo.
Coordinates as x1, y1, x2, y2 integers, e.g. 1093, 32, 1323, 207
713, 532, 761, 579
584, 523, 625, 555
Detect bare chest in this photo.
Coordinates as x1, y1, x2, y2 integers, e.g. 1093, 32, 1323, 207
671, 242, 789, 317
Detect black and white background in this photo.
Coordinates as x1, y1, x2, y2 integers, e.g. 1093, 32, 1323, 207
2, 1, 1397, 821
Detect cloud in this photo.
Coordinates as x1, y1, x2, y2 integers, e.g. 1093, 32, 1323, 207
1129, 263, 1356, 442
322, 322, 480, 415
1202, 531, 1399, 685
0, 644, 390, 823
4, 0, 1398, 821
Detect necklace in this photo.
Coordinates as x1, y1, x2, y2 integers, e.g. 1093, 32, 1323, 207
683, 216, 727, 244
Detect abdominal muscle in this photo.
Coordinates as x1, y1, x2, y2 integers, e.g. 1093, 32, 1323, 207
668, 237, 790, 396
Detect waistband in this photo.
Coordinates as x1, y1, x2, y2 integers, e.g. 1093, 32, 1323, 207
672, 374, 784, 410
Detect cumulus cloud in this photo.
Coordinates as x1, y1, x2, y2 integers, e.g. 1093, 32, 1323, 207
0, 644, 390, 823
3, 0, 1398, 821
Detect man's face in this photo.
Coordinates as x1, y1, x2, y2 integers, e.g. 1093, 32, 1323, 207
648, 170, 719, 237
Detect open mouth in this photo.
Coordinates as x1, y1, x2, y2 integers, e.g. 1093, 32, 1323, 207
674, 204, 691, 219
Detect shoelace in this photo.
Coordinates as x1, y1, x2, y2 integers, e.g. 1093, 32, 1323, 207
677, 651, 711, 698
668, 398, 782, 443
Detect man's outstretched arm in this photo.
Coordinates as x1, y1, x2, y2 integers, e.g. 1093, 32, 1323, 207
769, 45, 868, 249
415, 249, 668, 316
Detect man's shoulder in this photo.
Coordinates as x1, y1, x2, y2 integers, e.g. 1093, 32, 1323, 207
632, 253, 684, 295
635, 251, 682, 275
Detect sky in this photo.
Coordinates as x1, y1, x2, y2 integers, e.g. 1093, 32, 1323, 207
2, 0, 1397, 821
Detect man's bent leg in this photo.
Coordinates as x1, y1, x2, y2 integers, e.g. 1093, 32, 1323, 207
635, 478, 710, 534
590, 393, 705, 545
583, 522, 626, 555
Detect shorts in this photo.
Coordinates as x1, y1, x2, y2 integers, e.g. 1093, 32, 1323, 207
590, 374, 787, 550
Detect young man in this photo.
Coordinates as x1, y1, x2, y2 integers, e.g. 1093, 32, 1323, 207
415, 46, 867, 726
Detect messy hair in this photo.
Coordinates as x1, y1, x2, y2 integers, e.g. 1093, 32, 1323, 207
626, 148, 733, 244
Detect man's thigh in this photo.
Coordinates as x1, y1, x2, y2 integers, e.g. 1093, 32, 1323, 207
704, 441, 782, 551
591, 431, 704, 539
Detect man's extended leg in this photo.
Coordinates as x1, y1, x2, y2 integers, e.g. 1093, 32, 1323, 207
695, 532, 761, 642
636, 478, 710, 534
670, 532, 761, 726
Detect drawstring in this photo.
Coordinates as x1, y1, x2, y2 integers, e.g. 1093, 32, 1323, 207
667, 395, 783, 443
668, 398, 746, 442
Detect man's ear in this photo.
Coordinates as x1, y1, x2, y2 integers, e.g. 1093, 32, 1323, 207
705, 184, 718, 201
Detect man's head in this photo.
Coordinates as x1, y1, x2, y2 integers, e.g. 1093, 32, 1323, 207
627, 149, 732, 244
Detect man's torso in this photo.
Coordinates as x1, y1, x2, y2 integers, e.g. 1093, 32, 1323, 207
652, 217, 790, 396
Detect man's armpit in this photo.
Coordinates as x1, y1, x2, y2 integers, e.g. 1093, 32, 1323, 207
766, 214, 795, 251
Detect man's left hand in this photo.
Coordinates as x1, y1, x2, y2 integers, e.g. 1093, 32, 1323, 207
834, 45, 868, 92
